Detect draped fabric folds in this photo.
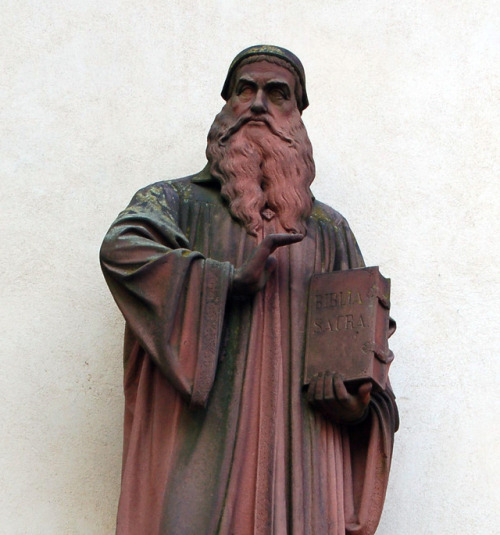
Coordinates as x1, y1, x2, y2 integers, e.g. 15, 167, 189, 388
100, 171, 398, 535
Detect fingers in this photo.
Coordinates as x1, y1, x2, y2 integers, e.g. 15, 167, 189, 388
307, 373, 372, 424
241, 243, 274, 281
307, 372, 336, 417
323, 371, 334, 400
332, 374, 349, 402
314, 373, 326, 401
245, 233, 302, 280
317, 372, 335, 414
307, 372, 327, 403
309, 373, 349, 404
357, 382, 372, 406
262, 233, 304, 254
232, 232, 304, 295
264, 256, 277, 275
307, 374, 318, 403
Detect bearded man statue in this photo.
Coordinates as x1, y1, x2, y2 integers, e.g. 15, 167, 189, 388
100, 45, 398, 535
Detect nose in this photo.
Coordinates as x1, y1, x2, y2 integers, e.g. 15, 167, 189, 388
250, 90, 267, 114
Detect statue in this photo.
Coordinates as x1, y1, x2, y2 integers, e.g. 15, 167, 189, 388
100, 45, 398, 535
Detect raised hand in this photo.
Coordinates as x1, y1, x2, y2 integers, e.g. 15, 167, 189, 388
232, 233, 304, 295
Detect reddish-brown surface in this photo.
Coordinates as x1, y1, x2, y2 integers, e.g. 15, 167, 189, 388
101, 45, 398, 535
304, 267, 395, 391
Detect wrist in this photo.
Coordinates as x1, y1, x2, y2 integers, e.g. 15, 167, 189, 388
341, 405, 370, 426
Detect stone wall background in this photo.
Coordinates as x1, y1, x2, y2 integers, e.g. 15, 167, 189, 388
1, 1, 498, 533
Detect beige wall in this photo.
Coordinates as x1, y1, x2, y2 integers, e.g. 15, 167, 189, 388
1, 1, 498, 533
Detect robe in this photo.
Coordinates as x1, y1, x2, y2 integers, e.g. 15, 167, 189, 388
100, 168, 398, 535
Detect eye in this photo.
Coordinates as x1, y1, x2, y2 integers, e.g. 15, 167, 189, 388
268, 86, 289, 103
270, 88, 282, 98
237, 84, 255, 100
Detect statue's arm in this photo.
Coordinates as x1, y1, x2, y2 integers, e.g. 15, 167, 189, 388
100, 182, 233, 407
304, 214, 398, 430
100, 182, 305, 406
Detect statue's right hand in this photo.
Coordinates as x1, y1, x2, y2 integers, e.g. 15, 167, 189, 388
232, 233, 303, 296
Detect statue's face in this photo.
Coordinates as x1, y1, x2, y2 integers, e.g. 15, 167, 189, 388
207, 60, 314, 236
228, 61, 298, 125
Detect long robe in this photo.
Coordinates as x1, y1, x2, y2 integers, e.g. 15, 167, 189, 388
100, 168, 398, 535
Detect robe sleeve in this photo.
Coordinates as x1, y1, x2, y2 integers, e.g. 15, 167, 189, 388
333, 218, 399, 535
100, 182, 233, 408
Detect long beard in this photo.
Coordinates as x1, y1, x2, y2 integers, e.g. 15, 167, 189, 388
206, 105, 315, 236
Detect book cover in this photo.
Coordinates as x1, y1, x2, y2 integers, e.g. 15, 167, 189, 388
304, 266, 393, 391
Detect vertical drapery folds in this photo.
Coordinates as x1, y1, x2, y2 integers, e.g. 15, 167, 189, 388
100, 175, 398, 535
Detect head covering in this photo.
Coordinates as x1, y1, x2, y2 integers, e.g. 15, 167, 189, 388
221, 45, 309, 111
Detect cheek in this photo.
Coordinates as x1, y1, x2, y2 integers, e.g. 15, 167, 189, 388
273, 106, 295, 122
231, 93, 254, 110
269, 98, 295, 114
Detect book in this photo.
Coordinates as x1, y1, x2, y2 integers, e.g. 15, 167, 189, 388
304, 266, 393, 392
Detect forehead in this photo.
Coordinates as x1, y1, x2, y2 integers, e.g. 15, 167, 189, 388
234, 61, 296, 89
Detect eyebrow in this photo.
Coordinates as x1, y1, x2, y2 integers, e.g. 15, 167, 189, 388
236, 77, 258, 89
264, 81, 291, 97
236, 77, 291, 96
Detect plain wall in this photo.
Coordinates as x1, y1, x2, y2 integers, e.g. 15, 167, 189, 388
1, 1, 498, 533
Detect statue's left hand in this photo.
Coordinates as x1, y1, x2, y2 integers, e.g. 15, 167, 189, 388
307, 372, 372, 424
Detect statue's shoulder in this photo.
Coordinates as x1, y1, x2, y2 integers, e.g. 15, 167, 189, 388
135, 175, 192, 196
130, 169, 211, 206
311, 199, 350, 229
124, 180, 180, 214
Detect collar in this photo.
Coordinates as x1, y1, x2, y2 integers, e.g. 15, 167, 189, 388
190, 163, 219, 185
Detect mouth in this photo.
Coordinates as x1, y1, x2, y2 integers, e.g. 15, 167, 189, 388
219, 114, 292, 145
220, 116, 268, 142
